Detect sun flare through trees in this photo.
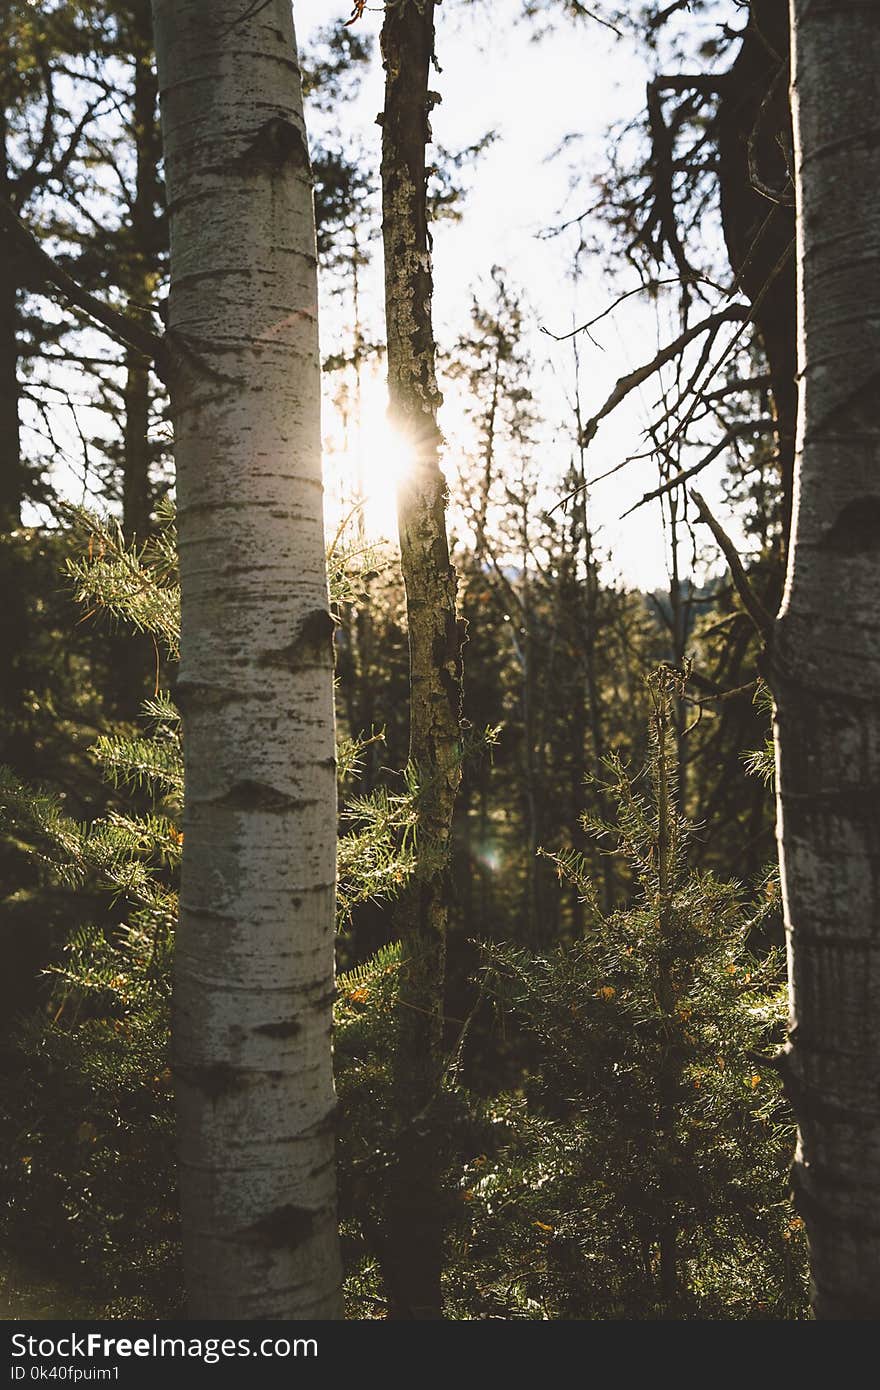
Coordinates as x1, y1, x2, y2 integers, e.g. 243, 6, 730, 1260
0, 0, 875, 1327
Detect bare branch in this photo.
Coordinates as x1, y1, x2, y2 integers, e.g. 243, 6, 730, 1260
620, 417, 776, 516
646, 78, 696, 286
541, 275, 716, 343
650, 74, 730, 96
704, 373, 772, 401
17, 94, 107, 205
747, 60, 795, 207
580, 302, 749, 447
0, 196, 167, 376
690, 488, 774, 641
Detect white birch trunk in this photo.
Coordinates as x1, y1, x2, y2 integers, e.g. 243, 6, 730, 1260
773, 0, 880, 1319
151, 0, 342, 1318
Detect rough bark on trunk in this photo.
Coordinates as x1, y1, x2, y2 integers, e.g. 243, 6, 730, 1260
379, 0, 464, 1320
113, 0, 166, 718
717, 0, 796, 567
121, 0, 163, 543
0, 107, 22, 531
152, 0, 342, 1319
772, 0, 880, 1320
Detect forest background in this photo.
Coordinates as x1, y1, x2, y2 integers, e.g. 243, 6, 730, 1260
0, 0, 827, 1320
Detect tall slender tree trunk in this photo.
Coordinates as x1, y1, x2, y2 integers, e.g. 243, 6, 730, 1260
516, 517, 540, 941
112, 0, 166, 719
665, 490, 690, 804
121, 0, 163, 543
152, 0, 342, 1319
379, 0, 464, 1320
572, 346, 613, 911
651, 672, 683, 1311
122, 356, 151, 541
564, 539, 589, 934
772, 0, 880, 1320
0, 108, 22, 531
349, 247, 380, 789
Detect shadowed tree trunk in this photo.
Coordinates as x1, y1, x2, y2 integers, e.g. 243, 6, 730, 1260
121, 0, 164, 544
379, 0, 464, 1320
152, 0, 342, 1319
718, 0, 797, 560
772, 0, 880, 1321
571, 339, 613, 912
0, 106, 22, 531
112, 0, 167, 719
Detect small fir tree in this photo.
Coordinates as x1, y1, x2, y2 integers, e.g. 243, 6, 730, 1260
449, 668, 807, 1319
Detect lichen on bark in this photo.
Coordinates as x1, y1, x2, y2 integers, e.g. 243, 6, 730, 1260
378, 0, 464, 1320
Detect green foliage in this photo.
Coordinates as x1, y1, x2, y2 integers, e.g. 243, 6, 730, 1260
742, 680, 776, 788
63, 501, 180, 659
445, 670, 807, 1319
334, 941, 402, 1314
0, 527, 124, 997
0, 507, 417, 1314
334, 939, 483, 1319
0, 519, 804, 1321
338, 783, 417, 925
0, 719, 178, 1312
3, 995, 178, 1318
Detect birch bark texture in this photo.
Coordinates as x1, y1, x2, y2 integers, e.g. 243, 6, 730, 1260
772, 0, 880, 1319
380, 0, 464, 1319
151, 0, 342, 1318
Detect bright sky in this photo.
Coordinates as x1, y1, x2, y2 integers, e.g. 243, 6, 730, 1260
299, 0, 739, 591
24, 1, 742, 594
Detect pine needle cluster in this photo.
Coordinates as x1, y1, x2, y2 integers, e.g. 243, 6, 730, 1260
0, 508, 416, 1314
447, 669, 808, 1319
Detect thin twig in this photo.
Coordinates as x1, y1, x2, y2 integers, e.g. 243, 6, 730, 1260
580, 303, 750, 448
620, 418, 775, 516
689, 489, 774, 641
541, 276, 710, 343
